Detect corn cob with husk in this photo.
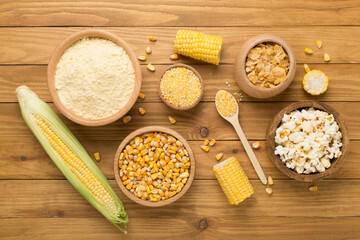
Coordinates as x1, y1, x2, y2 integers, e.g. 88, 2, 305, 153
16, 86, 128, 233
174, 30, 222, 65
213, 157, 254, 205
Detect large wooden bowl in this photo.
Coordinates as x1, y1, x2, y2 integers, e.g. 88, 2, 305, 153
47, 29, 142, 126
158, 63, 204, 110
234, 34, 296, 99
114, 126, 196, 207
266, 101, 349, 182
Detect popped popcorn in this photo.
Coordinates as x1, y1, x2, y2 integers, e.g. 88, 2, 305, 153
274, 108, 342, 174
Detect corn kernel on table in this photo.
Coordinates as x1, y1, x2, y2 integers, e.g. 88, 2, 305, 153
1, 1, 360, 239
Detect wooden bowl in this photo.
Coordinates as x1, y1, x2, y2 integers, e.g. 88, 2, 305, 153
234, 34, 296, 99
113, 126, 196, 207
266, 101, 349, 182
47, 29, 142, 126
158, 63, 203, 110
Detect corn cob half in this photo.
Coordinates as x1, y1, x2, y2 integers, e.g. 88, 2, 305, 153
16, 86, 128, 232
174, 30, 222, 65
213, 157, 254, 205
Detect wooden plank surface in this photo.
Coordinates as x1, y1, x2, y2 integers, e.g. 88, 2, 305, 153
2, 64, 360, 103
1, 27, 360, 65
1, 1, 360, 239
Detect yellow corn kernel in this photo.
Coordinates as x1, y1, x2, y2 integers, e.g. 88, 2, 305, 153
137, 55, 146, 61
138, 92, 146, 99
147, 64, 155, 72
209, 139, 216, 146
149, 36, 157, 42
309, 185, 318, 192
265, 187, 273, 195
213, 157, 254, 205
146, 47, 152, 54
174, 30, 222, 65
93, 152, 101, 162
203, 139, 209, 146
304, 63, 311, 73
138, 107, 146, 115
324, 53, 331, 62
168, 116, 176, 124
201, 145, 210, 152
170, 54, 179, 60
252, 141, 260, 149
215, 152, 223, 161
316, 40, 322, 49
267, 176, 274, 186
305, 48, 314, 54
123, 115, 132, 124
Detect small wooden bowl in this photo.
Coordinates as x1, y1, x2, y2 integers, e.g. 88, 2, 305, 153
47, 29, 142, 126
234, 34, 296, 99
113, 126, 196, 207
266, 101, 349, 182
158, 63, 203, 110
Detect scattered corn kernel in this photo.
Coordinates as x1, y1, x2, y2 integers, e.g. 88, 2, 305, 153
168, 116, 176, 124
170, 54, 178, 60
146, 47, 152, 54
138, 92, 146, 99
203, 139, 209, 146
123, 115, 132, 124
215, 90, 237, 117
137, 55, 146, 61
209, 139, 216, 147
267, 176, 274, 186
147, 64, 155, 72
160, 66, 202, 108
305, 48, 314, 54
309, 185, 318, 192
174, 30, 223, 65
215, 152, 223, 161
93, 152, 101, 162
213, 157, 254, 205
149, 36, 157, 42
265, 187, 273, 195
138, 107, 146, 115
324, 53, 331, 62
252, 141, 260, 149
316, 40, 322, 49
303, 70, 329, 95
304, 63, 311, 73
201, 145, 210, 152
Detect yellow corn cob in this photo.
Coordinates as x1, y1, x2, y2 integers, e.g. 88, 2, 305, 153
16, 86, 127, 232
174, 30, 222, 65
303, 70, 329, 95
213, 157, 254, 205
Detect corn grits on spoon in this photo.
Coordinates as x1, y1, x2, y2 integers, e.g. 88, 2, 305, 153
215, 90, 267, 185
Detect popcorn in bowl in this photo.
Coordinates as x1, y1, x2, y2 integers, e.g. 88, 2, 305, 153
274, 108, 342, 174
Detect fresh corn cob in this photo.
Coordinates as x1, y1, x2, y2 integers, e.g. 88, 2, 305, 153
213, 157, 254, 205
16, 86, 128, 232
174, 30, 222, 65
303, 70, 329, 95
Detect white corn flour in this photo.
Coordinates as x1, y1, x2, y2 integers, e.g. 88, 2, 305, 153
55, 37, 135, 120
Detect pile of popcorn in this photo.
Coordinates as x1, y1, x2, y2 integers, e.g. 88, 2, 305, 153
246, 43, 289, 88
274, 108, 342, 174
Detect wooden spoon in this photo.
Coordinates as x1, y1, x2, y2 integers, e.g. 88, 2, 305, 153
215, 90, 267, 185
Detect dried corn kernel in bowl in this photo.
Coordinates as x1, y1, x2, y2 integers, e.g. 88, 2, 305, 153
303, 70, 329, 95
160, 66, 202, 109
119, 132, 191, 202
215, 90, 238, 117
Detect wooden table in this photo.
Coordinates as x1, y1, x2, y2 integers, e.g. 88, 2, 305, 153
1, 1, 360, 239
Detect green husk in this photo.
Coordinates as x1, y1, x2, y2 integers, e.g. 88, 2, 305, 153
16, 86, 128, 232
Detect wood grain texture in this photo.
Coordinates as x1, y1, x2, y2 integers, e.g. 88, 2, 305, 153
2, 64, 360, 103
1, 0, 360, 27
1, 27, 360, 64
2, 140, 360, 180
1, 102, 359, 142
